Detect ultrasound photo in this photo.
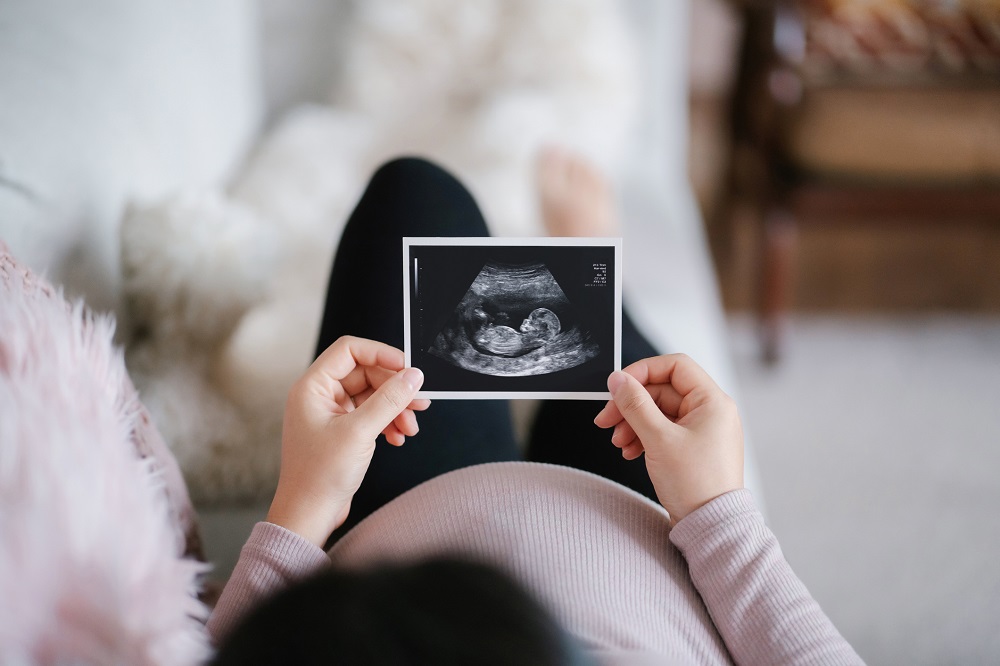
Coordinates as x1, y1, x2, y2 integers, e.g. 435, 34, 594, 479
403, 238, 621, 399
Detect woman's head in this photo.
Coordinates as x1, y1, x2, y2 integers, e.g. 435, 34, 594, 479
213, 557, 590, 665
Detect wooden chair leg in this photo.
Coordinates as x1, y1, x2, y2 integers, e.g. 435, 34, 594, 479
759, 209, 797, 364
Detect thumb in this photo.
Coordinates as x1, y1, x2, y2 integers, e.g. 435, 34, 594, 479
351, 367, 424, 439
608, 371, 678, 444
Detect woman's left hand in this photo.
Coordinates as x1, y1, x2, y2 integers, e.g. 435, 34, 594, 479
266, 336, 429, 547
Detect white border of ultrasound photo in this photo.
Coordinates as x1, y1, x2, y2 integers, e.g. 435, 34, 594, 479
403, 237, 622, 400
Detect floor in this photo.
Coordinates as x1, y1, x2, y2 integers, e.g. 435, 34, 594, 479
726, 313, 1000, 664
691, 83, 1000, 663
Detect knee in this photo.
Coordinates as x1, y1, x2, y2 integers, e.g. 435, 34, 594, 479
359, 155, 486, 237
370, 156, 457, 193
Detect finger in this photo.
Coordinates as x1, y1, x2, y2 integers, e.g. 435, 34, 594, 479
621, 442, 644, 460
595, 378, 686, 426
383, 424, 406, 446
611, 421, 636, 447
351, 367, 425, 440
393, 409, 419, 437
311, 336, 406, 387
610, 425, 624, 448
594, 399, 623, 428
354, 386, 430, 414
347, 368, 429, 413
608, 370, 680, 445
613, 431, 640, 450
623, 353, 724, 405
352, 386, 375, 408
340, 363, 396, 399
647, 383, 686, 420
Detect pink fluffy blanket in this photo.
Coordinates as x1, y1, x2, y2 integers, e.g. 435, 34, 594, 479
0, 246, 209, 664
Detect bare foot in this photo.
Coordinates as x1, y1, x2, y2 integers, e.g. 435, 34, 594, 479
536, 146, 619, 238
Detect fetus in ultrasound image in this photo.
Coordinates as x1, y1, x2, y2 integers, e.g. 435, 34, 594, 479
428, 261, 600, 377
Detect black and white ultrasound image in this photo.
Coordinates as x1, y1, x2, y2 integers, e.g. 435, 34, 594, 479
408, 243, 617, 395
428, 261, 600, 376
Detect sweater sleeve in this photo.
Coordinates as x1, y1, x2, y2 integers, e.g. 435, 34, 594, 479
206, 521, 331, 645
669, 490, 864, 665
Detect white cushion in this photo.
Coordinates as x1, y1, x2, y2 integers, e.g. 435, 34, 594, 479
0, 0, 262, 316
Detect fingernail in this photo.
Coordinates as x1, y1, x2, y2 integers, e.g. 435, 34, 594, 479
608, 371, 627, 395
611, 423, 624, 444
403, 367, 424, 390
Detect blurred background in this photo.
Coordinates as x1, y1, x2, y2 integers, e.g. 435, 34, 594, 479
1, 0, 997, 663
688, 0, 1000, 663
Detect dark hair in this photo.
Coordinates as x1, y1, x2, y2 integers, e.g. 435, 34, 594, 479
212, 556, 590, 666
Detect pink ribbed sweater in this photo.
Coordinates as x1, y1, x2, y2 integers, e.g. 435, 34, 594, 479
208, 462, 862, 665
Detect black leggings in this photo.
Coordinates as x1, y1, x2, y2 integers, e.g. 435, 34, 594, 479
316, 157, 659, 536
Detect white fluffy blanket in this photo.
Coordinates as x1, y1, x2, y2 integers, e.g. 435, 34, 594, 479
122, 0, 639, 505
0, 248, 209, 665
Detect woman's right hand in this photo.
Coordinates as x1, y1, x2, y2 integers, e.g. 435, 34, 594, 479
266, 336, 428, 547
594, 354, 744, 525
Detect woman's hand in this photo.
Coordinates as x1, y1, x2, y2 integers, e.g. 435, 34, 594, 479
266, 336, 429, 547
594, 354, 743, 525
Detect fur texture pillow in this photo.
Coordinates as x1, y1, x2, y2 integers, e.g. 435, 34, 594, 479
0, 247, 209, 664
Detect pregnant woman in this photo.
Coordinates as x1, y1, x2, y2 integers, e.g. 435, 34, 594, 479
208, 149, 862, 665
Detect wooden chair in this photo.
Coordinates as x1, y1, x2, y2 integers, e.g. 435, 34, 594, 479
720, 0, 1000, 362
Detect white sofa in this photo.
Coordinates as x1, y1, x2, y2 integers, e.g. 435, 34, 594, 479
0, 0, 762, 579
